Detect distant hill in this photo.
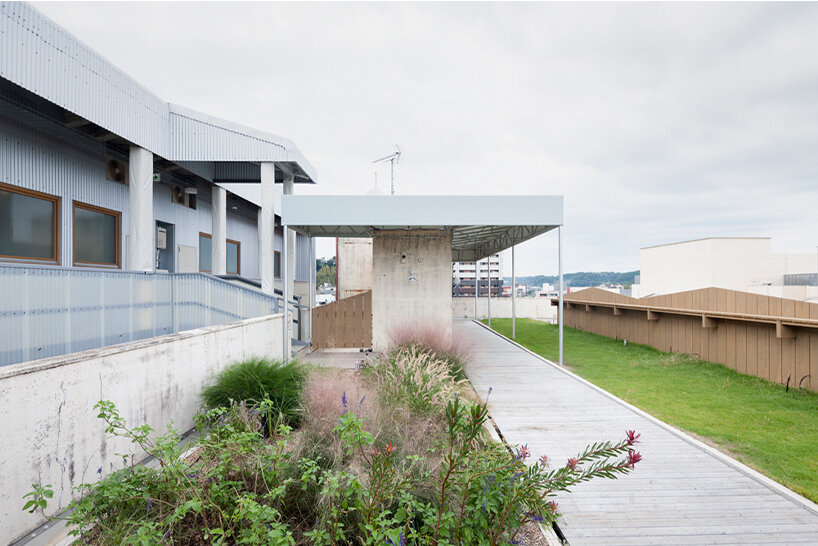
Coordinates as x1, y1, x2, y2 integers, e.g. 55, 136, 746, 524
504, 271, 639, 287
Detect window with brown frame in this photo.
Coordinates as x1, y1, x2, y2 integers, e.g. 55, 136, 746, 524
72, 201, 121, 267
0, 182, 61, 264
199, 232, 240, 275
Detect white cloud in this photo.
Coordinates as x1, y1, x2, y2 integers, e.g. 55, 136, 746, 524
32, 1, 818, 275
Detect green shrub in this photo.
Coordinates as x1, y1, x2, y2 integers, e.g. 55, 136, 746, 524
364, 346, 462, 415
202, 357, 306, 425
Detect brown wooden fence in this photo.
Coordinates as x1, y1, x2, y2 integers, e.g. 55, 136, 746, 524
553, 287, 817, 391
312, 290, 372, 349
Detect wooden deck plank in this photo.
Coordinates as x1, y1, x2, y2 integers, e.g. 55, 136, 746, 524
455, 320, 818, 545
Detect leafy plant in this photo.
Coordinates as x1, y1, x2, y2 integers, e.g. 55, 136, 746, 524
202, 357, 306, 426
22, 483, 53, 514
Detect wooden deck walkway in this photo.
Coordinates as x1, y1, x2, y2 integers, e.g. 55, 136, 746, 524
455, 319, 818, 545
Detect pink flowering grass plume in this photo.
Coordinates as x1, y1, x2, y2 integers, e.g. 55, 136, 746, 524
566, 457, 579, 471
628, 450, 643, 468
625, 429, 641, 445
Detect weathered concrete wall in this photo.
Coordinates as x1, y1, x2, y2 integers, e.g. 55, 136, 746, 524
372, 230, 453, 350
337, 237, 374, 300
452, 297, 557, 321
0, 314, 284, 543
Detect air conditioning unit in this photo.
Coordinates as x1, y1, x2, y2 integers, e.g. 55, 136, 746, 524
171, 185, 189, 206
105, 158, 129, 185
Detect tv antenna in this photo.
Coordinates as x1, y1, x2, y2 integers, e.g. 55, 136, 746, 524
373, 145, 401, 195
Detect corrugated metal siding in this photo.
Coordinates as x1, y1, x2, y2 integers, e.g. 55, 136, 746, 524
227, 212, 259, 279
169, 112, 287, 162
1, 116, 270, 277
296, 232, 310, 281
0, 2, 170, 153
0, 4, 315, 176
0, 115, 129, 266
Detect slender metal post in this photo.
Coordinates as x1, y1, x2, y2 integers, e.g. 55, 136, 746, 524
487, 255, 491, 328
512, 246, 516, 339
282, 223, 290, 361
474, 236, 479, 320
309, 237, 315, 343
473, 258, 478, 319
558, 226, 564, 366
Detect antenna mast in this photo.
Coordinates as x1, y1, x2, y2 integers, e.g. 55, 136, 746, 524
372, 145, 402, 195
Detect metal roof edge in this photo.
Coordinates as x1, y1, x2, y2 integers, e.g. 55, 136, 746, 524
168, 104, 317, 183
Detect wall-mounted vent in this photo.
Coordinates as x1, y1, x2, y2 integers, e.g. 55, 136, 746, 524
105, 158, 129, 185
171, 185, 189, 207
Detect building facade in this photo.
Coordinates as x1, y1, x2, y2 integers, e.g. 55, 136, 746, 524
0, 2, 317, 365
633, 237, 818, 301
452, 254, 504, 296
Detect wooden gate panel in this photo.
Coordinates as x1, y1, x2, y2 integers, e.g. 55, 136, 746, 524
312, 291, 372, 349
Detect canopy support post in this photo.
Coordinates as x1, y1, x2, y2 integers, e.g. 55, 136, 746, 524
512, 245, 516, 339
474, 237, 478, 320
558, 225, 564, 366
487, 255, 491, 328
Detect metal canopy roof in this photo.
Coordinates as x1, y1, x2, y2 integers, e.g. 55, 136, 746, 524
281, 195, 563, 261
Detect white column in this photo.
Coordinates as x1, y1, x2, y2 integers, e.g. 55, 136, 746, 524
257, 208, 263, 282
128, 146, 154, 272
211, 186, 227, 276
558, 226, 564, 366
309, 237, 315, 343
282, 222, 291, 360
512, 245, 516, 339
260, 163, 276, 295
283, 174, 296, 303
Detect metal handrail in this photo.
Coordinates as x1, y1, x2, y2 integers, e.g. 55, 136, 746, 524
0, 264, 290, 367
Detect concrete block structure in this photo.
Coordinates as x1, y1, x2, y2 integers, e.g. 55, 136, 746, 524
372, 229, 454, 349
634, 237, 818, 300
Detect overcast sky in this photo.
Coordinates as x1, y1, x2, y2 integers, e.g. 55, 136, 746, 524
33, 2, 818, 277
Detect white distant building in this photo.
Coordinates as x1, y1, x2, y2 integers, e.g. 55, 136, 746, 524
633, 237, 818, 301
452, 253, 503, 296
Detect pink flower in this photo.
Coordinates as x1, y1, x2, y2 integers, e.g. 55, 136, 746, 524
516, 445, 530, 461
539, 455, 549, 468
627, 450, 642, 468
566, 457, 579, 471
625, 430, 641, 445
546, 500, 559, 513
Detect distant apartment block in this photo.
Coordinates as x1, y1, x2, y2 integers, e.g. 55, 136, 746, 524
452, 254, 503, 296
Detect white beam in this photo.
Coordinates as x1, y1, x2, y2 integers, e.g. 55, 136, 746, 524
211, 186, 227, 276
260, 163, 276, 294
127, 146, 154, 272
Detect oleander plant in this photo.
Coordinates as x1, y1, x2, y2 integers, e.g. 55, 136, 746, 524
24, 348, 642, 545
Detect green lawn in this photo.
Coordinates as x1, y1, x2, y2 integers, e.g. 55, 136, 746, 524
484, 318, 818, 503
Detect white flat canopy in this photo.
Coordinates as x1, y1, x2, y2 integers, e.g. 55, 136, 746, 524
281, 195, 563, 261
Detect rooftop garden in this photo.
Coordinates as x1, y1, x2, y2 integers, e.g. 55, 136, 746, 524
25, 329, 642, 544
485, 318, 818, 504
